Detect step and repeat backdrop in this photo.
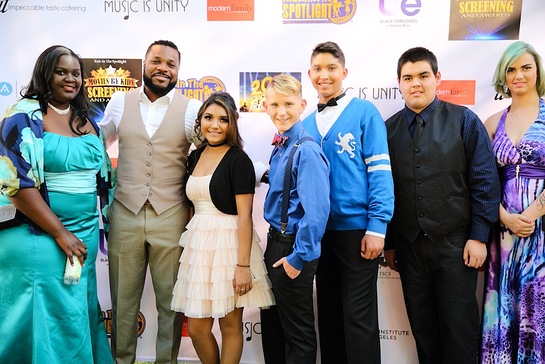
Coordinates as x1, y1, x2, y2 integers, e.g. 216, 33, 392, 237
1, 0, 544, 363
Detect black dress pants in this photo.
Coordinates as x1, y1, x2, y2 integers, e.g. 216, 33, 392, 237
261, 228, 319, 364
396, 230, 479, 364
316, 229, 381, 364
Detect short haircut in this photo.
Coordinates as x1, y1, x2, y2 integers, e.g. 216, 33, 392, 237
493, 41, 545, 98
145, 40, 181, 62
397, 47, 439, 80
310, 41, 346, 67
266, 74, 302, 97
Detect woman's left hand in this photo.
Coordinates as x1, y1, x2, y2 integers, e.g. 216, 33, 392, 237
234, 265, 253, 295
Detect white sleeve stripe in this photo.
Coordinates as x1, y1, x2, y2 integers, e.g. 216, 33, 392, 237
368, 165, 392, 172
365, 154, 391, 164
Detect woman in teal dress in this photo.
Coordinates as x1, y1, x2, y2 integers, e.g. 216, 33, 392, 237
0, 45, 114, 363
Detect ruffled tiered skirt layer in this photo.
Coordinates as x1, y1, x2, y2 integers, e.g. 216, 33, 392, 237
171, 175, 275, 318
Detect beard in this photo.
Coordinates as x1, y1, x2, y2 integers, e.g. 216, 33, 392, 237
143, 73, 177, 98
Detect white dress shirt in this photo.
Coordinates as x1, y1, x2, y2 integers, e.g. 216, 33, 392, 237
98, 86, 267, 185
315, 94, 354, 137
99, 87, 201, 149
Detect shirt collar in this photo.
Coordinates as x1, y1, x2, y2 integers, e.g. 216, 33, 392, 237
281, 121, 305, 145
404, 96, 438, 126
139, 86, 176, 105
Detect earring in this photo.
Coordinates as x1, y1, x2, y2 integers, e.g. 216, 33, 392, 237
503, 84, 509, 94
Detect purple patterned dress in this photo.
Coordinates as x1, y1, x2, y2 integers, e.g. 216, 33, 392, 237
481, 98, 545, 363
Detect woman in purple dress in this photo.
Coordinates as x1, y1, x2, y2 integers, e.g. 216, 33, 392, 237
481, 41, 545, 363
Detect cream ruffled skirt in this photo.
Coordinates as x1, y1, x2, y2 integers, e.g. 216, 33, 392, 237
171, 175, 275, 318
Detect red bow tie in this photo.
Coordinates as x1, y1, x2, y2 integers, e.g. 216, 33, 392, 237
271, 133, 288, 147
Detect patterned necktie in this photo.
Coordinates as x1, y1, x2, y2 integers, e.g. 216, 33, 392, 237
271, 133, 288, 147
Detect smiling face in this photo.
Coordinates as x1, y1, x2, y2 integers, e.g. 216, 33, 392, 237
143, 44, 179, 101
308, 52, 347, 104
200, 103, 230, 145
49, 54, 82, 107
265, 87, 306, 134
506, 52, 538, 97
398, 60, 441, 114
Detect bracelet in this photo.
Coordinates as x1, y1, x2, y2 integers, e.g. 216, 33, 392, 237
236, 263, 250, 268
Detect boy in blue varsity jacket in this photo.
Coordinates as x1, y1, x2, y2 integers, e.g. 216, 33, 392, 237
302, 41, 394, 364
260, 74, 330, 364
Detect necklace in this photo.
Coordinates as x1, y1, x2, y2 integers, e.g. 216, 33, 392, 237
207, 140, 228, 148
48, 102, 71, 115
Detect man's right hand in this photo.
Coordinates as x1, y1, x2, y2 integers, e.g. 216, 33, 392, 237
384, 249, 398, 272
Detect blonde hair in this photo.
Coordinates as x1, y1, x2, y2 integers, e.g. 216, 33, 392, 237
266, 73, 302, 97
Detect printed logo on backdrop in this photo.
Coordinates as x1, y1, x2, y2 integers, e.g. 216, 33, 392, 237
0, 0, 87, 14
380, 329, 411, 341
436, 80, 476, 105
99, 230, 108, 257
180, 315, 261, 340
244, 320, 261, 341
378, 254, 400, 280
448, 0, 522, 40
103, 309, 146, 337
345, 85, 403, 101
177, 76, 226, 103
0, 82, 13, 96
282, 0, 357, 24
207, 0, 253, 21
83, 58, 142, 124
347, 80, 476, 106
239, 72, 302, 112
494, 92, 506, 101
378, 0, 421, 28
181, 314, 189, 337
103, 0, 190, 20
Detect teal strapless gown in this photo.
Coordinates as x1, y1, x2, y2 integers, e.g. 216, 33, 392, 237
0, 133, 113, 363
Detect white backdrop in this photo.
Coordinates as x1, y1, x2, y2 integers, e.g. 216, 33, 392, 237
1, 1, 544, 363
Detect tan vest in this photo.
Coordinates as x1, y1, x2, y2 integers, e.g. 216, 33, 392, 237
114, 88, 190, 215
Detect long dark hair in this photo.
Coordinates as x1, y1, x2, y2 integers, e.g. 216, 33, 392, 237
194, 92, 244, 149
21, 45, 91, 135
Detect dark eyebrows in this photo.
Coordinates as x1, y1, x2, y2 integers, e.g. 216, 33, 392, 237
311, 63, 337, 68
401, 70, 431, 79
508, 62, 534, 70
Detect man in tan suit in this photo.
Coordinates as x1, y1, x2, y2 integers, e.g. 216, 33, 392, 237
99, 40, 201, 364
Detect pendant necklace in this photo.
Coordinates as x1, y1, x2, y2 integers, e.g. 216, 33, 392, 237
48, 102, 71, 115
